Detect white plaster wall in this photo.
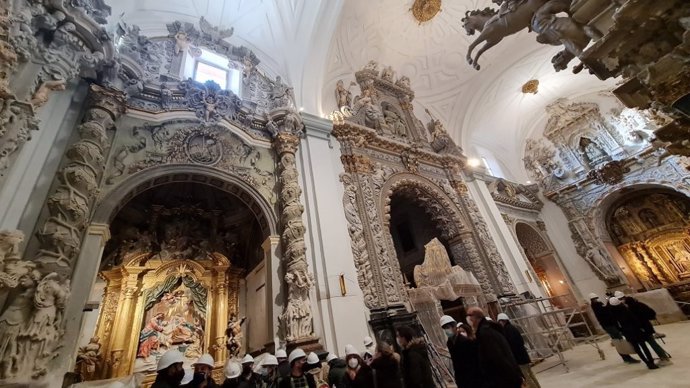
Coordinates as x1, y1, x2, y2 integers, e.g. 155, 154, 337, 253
0, 82, 88, 233
298, 113, 371, 357
244, 261, 269, 352
465, 176, 544, 297
540, 200, 606, 300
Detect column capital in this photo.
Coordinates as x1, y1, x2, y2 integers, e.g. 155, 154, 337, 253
88, 223, 111, 244
87, 84, 127, 120
273, 131, 301, 154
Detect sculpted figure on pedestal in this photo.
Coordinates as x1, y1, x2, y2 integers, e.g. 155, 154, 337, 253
225, 313, 246, 357
335, 79, 357, 109
75, 336, 102, 381
584, 246, 620, 283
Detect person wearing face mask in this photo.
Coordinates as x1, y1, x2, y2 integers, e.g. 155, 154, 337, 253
239, 354, 261, 388
259, 354, 280, 388
222, 360, 243, 388
395, 326, 434, 388
183, 353, 219, 388
153, 349, 186, 388
466, 307, 523, 388
340, 344, 375, 388
369, 341, 402, 388
440, 315, 480, 388
278, 348, 317, 388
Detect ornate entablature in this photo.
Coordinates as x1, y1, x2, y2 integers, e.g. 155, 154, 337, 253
486, 176, 544, 212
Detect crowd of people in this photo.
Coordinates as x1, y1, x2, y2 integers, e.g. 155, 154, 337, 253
150, 325, 435, 388
589, 290, 672, 370
150, 294, 669, 388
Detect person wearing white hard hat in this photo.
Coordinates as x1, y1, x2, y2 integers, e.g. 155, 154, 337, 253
238, 353, 261, 387
304, 352, 329, 387
221, 360, 242, 388
440, 315, 480, 388
589, 292, 641, 364
259, 354, 280, 388
326, 352, 347, 387
620, 294, 673, 366
497, 314, 541, 388
186, 353, 219, 388
341, 344, 375, 388
152, 349, 186, 388
277, 348, 316, 388
181, 368, 194, 386
275, 349, 290, 379
608, 297, 659, 370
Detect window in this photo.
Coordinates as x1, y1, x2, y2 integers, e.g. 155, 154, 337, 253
194, 61, 228, 89
183, 48, 241, 95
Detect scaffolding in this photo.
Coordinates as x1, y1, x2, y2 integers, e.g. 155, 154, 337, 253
498, 295, 605, 373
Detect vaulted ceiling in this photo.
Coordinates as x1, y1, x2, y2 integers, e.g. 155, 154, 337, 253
108, 0, 616, 181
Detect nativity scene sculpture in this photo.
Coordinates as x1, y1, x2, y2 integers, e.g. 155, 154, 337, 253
462, 0, 601, 71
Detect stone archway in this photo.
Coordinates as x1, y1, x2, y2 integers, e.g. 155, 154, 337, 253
515, 222, 575, 307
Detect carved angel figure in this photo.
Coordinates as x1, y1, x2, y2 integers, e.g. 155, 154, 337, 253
0, 230, 23, 263
31, 80, 66, 107
199, 17, 234, 42
335, 80, 356, 109
269, 76, 294, 109
363, 60, 379, 72
381, 66, 395, 82
396, 76, 411, 89
174, 32, 190, 55
75, 336, 102, 381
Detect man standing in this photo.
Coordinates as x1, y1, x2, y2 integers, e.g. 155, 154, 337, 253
240, 354, 261, 387
185, 353, 219, 388
276, 349, 290, 379
466, 307, 523, 388
395, 326, 435, 388
496, 313, 540, 388
326, 353, 347, 387
153, 349, 186, 388
440, 315, 480, 388
278, 348, 316, 388
588, 293, 640, 364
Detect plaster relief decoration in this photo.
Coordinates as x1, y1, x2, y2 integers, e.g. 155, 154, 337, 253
104, 120, 276, 204
0, 0, 115, 184
410, 0, 442, 24
462, 0, 600, 71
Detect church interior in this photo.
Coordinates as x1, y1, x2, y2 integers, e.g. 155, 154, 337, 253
0, 0, 689, 387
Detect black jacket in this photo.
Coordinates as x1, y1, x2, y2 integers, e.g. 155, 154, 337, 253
591, 300, 617, 328
278, 373, 317, 388
369, 352, 402, 388
327, 358, 347, 387
475, 319, 523, 388
278, 361, 291, 379
182, 377, 220, 388
501, 322, 530, 365
341, 362, 375, 388
400, 338, 435, 388
447, 335, 481, 388
610, 303, 647, 343
625, 297, 657, 336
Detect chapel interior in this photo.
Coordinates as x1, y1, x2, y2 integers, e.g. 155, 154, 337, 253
0, 0, 689, 387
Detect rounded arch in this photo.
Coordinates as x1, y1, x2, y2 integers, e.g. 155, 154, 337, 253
379, 172, 469, 239
93, 164, 278, 237
515, 222, 552, 259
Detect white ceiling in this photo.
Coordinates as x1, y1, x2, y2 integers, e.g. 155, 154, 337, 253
108, 0, 617, 181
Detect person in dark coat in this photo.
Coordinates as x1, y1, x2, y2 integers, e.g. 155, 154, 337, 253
622, 295, 672, 365
467, 307, 523, 388
340, 345, 375, 388
326, 354, 347, 387
153, 349, 186, 388
278, 348, 317, 388
395, 326, 435, 388
369, 342, 402, 388
588, 293, 640, 364
276, 349, 291, 380
497, 313, 540, 388
608, 297, 658, 370
440, 315, 481, 388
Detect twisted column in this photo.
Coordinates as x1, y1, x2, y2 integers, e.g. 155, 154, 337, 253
270, 110, 315, 343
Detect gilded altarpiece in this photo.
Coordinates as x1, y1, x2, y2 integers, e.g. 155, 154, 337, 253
95, 253, 239, 380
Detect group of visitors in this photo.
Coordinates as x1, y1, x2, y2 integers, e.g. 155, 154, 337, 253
441, 307, 540, 388
589, 290, 672, 370
151, 325, 435, 388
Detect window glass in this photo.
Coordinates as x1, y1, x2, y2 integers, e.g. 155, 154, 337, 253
194, 61, 228, 89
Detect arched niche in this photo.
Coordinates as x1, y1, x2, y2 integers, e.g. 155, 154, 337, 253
515, 222, 575, 307
604, 187, 690, 290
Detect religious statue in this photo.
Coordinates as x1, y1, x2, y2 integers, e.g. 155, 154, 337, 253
353, 89, 385, 131
30, 79, 66, 108
584, 247, 619, 282
396, 76, 411, 89
363, 60, 379, 72
579, 137, 607, 166
225, 313, 246, 357
137, 312, 166, 358
335, 79, 357, 109
382, 105, 407, 137
269, 76, 294, 109
638, 208, 660, 229
670, 245, 690, 274
381, 66, 395, 82
75, 337, 102, 381
242, 55, 254, 83
174, 31, 190, 55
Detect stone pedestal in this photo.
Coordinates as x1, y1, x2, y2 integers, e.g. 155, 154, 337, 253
368, 306, 418, 353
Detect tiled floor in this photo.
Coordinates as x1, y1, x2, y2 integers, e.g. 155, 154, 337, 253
534, 321, 690, 388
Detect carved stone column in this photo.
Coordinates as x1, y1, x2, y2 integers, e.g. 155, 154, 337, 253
212, 270, 229, 362
270, 110, 316, 345
33, 85, 126, 274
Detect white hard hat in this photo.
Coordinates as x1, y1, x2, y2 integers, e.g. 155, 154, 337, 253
194, 353, 214, 368
363, 336, 374, 346
288, 348, 307, 364
609, 297, 621, 306
440, 315, 456, 327
588, 293, 599, 300
224, 360, 242, 379
486, 317, 493, 321
275, 349, 287, 359
263, 354, 279, 366
497, 313, 510, 321
242, 354, 255, 364
345, 344, 359, 356
326, 353, 338, 362
306, 352, 320, 365
181, 368, 193, 385
456, 322, 463, 328
614, 291, 625, 299
157, 349, 185, 371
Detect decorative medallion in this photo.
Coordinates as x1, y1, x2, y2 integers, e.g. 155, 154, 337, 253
521, 79, 539, 94
185, 131, 223, 166
410, 0, 442, 23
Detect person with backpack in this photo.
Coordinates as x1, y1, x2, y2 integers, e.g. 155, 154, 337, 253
619, 292, 672, 366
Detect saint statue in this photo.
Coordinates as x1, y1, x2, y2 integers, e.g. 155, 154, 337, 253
579, 137, 607, 166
